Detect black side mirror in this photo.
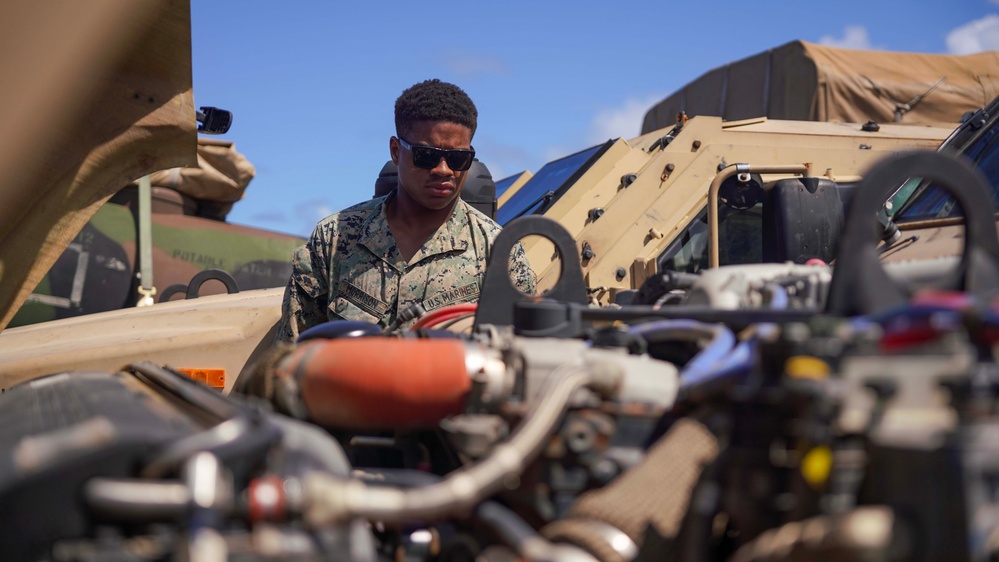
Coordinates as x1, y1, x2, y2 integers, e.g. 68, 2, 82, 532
196, 106, 232, 135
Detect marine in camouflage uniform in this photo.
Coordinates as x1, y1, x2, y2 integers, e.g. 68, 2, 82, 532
276, 79, 539, 342
275, 192, 535, 342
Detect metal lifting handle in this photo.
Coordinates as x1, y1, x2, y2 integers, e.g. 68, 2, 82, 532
708, 164, 809, 268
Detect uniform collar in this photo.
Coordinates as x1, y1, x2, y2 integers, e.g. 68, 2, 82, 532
359, 193, 470, 270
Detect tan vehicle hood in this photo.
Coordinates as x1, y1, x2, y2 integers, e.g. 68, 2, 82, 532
0, 0, 197, 331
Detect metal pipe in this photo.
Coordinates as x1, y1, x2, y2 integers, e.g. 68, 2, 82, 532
727, 506, 900, 562
85, 479, 189, 520
708, 164, 808, 268
476, 502, 600, 562
895, 215, 999, 231
267, 414, 352, 477
129, 362, 281, 480
141, 416, 254, 479
303, 363, 620, 525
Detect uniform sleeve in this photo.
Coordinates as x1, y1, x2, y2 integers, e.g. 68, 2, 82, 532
509, 241, 537, 296
274, 237, 330, 343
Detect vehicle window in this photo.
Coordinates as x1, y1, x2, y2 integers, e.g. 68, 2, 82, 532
895, 122, 999, 221
497, 142, 611, 225
494, 173, 522, 200
658, 209, 709, 273
657, 204, 762, 273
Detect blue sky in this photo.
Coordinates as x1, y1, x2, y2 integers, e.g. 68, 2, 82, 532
191, 1, 999, 238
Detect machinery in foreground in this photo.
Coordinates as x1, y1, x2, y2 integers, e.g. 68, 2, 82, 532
4, 146, 999, 561
4, 2, 999, 559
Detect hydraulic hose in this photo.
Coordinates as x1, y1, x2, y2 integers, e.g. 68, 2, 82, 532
628, 320, 737, 385
278, 338, 474, 430
410, 303, 478, 330
678, 339, 756, 402
129, 362, 281, 480
764, 283, 789, 310
301, 362, 621, 525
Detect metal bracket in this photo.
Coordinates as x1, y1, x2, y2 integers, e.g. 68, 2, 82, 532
474, 216, 587, 329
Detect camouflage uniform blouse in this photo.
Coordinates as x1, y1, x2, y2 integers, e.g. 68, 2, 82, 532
275, 195, 536, 342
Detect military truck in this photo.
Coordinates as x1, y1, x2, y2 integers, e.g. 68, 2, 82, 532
497, 116, 952, 304
8, 138, 306, 327
878, 94, 999, 265
500, 41, 998, 304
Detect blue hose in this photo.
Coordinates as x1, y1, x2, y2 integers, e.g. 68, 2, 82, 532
628, 319, 742, 386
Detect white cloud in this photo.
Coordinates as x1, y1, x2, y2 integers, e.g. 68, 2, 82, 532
474, 138, 535, 180
586, 95, 662, 144
250, 211, 287, 225
291, 199, 333, 225
946, 14, 999, 54
445, 53, 510, 78
315, 205, 333, 220
818, 25, 874, 50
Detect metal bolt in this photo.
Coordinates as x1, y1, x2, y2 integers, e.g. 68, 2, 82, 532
581, 242, 595, 260
661, 162, 676, 181
691, 140, 702, 151
862, 120, 880, 132
615, 268, 626, 280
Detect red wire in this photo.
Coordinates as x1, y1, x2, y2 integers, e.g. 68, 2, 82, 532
410, 303, 479, 330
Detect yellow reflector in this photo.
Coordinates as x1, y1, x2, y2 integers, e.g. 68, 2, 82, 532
178, 368, 226, 389
784, 355, 830, 380
801, 445, 833, 489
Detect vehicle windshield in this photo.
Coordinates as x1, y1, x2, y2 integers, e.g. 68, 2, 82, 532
894, 110, 999, 222
497, 142, 611, 225
494, 173, 523, 200
657, 205, 763, 273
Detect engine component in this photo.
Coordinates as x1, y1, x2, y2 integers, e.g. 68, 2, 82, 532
275, 338, 488, 430
543, 418, 719, 562
684, 262, 831, 310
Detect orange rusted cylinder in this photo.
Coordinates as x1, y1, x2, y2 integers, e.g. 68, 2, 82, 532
280, 338, 471, 430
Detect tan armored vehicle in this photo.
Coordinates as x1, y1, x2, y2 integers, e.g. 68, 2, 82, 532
503, 116, 951, 303
502, 41, 998, 303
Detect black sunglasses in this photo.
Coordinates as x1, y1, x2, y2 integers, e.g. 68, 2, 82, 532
397, 136, 476, 172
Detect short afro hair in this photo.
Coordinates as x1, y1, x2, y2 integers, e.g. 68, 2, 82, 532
395, 79, 477, 139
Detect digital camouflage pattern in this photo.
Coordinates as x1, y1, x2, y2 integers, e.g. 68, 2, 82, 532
275, 194, 536, 341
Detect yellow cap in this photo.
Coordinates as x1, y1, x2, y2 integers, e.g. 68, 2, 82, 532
785, 355, 831, 380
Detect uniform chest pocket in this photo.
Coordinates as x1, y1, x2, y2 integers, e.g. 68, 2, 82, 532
330, 297, 381, 325
330, 280, 391, 325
